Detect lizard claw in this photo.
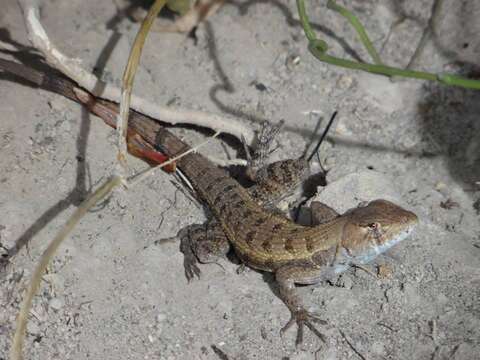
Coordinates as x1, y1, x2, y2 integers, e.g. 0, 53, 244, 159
184, 257, 201, 281
180, 235, 202, 281
280, 309, 327, 346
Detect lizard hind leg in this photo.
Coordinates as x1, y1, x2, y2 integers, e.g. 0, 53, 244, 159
244, 119, 285, 183
178, 220, 230, 281
275, 264, 328, 346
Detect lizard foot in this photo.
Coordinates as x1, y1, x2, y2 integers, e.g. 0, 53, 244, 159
280, 309, 327, 346
179, 230, 202, 281
178, 221, 230, 281
180, 244, 202, 281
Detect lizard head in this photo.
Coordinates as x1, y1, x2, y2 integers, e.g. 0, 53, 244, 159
340, 199, 418, 265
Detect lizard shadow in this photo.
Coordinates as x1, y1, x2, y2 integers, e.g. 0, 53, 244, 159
0, 29, 121, 271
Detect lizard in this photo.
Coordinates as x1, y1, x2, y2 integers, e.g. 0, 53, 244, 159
0, 58, 418, 345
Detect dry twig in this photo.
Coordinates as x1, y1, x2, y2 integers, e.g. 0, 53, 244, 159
10, 1, 227, 359
16, 0, 254, 143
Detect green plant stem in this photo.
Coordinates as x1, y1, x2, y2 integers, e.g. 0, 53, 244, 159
327, 0, 382, 65
296, 0, 480, 90
297, 0, 316, 42
308, 39, 436, 81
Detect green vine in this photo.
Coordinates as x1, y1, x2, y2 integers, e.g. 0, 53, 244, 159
296, 0, 480, 90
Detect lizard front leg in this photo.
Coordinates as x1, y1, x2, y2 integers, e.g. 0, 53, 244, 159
310, 201, 339, 225
178, 220, 230, 280
276, 263, 328, 346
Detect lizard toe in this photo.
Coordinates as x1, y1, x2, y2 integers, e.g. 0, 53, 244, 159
280, 309, 327, 346
183, 261, 201, 282
181, 242, 201, 281
180, 232, 202, 281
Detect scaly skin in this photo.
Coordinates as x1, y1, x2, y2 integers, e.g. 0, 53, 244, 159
0, 59, 418, 345
154, 114, 418, 345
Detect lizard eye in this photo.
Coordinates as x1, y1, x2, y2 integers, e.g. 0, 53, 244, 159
367, 222, 379, 230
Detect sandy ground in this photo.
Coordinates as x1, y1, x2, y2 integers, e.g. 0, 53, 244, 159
0, 0, 479, 359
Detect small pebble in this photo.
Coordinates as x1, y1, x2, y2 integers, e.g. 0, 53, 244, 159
286, 54, 300, 70
336, 75, 353, 90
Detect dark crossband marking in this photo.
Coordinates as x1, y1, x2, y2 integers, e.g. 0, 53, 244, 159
232, 219, 244, 233
261, 240, 273, 253
230, 197, 246, 210
212, 184, 236, 207
280, 161, 290, 172
254, 217, 267, 227
284, 238, 296, 254
196, 167, 210, 178
272, 223, 283, 232
305, 237, 316, 252
219, 203, 228, 214
212, 192, 224, 207
245, 230, 256, 246
204, 181, 216, 193
289, 227, 300, 234
208, 175, 232, 188
242, 209, 253, 218
221, 184, 236, 194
